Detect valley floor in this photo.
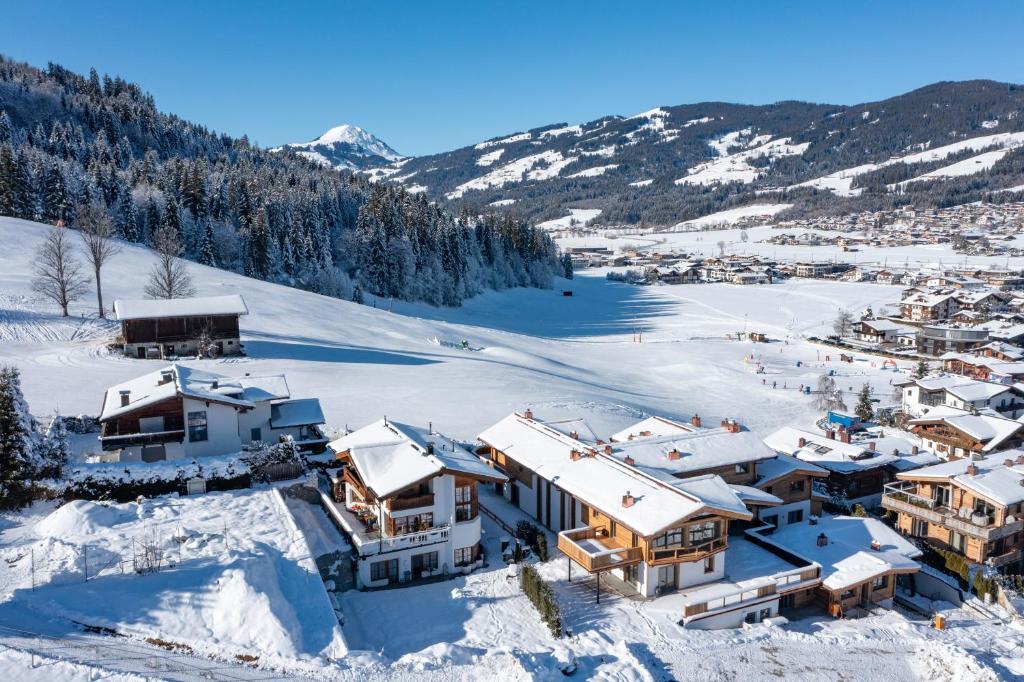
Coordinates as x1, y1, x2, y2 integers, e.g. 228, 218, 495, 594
1, 217, 1023, 680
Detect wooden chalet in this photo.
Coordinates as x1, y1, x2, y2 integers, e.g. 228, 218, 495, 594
113, 294, 248, 359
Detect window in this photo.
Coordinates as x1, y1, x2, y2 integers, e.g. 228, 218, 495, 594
703, 555, 715, 574
840, 589, 856, 600
759, 608, 771, 621
370, 559, 397, 582
250, 427, 262, 442
734, 463, 750, 475
688, 521, 717, 545
455, 485, 474, 522
454, 545, 477, 567
787, 509, 804, 524
394, 513, 433, 535
789, 479, 805, 493
762, 514, 778, 527
187, 411, 208, 442
413, 551, 439, 572
872, 575, 888, 590
653, 529, 684, 548
744, 611, 757, 624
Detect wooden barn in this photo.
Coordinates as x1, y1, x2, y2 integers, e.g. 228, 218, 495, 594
113, 294, 249, 358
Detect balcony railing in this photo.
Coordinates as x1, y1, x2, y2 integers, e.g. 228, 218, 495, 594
882, 484, 1024, 541
649, 537, 727, 564
558, 526, 644, 573
319, 489, 460, 556
99, 429, 185, 451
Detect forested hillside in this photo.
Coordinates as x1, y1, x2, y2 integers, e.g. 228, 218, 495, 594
351, 80, 1024, 227
0, 56, 560, 307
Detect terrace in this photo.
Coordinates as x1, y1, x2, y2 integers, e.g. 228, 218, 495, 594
881, 481, 1024, 541
557, 526, 644, 573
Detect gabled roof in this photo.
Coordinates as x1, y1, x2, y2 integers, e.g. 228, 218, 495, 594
113, 294, 248, 321
755, 454, 829, 487
479, 413, 751, 536
909, 408, 1023, 452
99, 364, 267, 421
610, 415, 696, 442
330, 419, 505, 499
610, 426, 777, 476
897, 452, 1024, 506
763, 427, 922, 474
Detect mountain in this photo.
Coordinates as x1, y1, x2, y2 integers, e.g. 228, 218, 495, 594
0, 56, 560, 307
358, 81, 1024, 227
272, 123, 404, 170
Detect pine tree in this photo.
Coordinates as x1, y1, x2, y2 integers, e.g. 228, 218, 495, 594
855, 383, 874, 422
0, 145, 14, 216
198, 221, 217, 266
39, 414, 70, 479
351, 283, 364, 304
244, 205, 273, 280
0, 365, 41, 508
0, 111, 12, 145
915, 359, 929, 379
42, 160, 70, 224
114, 187, 139, 241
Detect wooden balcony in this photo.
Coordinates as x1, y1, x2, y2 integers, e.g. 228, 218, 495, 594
882, 484, 1024, 541
99, 429, 185, 451
386, 492, 435, 512
558, 527, 643, 573
648, 536, 727, 565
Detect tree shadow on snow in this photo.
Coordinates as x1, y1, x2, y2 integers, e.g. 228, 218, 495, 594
390, 276, 680, 339
243, 337, 441, 366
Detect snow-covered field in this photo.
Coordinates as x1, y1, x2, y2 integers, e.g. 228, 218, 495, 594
2, 216, 1024, 680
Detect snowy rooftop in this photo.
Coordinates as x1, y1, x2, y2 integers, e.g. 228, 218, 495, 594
759, 516, 921, 591
99, 364, 288, 420
113, 294, 248, 321
945, 381, 1014, 402
909, 408, 1023, 451
270, 398, 326, 428
330, 419, 505, 499
609, 415, 697, 442
763, 426, 913, 473
479, 413, 752, 536
755, 453, 829, 486
610, 427, 778, 476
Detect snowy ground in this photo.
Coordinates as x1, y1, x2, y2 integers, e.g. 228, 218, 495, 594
2, 216, 1024, 679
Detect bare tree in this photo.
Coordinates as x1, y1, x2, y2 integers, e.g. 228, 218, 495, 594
832, 308, 854, 338
144, 228, 196, 299
31, 228, 89, 316
717, 240, 726, 256
76, 202, 121, 318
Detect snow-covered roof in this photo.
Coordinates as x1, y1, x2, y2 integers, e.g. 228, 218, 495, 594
270, 398, 325, 428
610, 415, 697, 442
760, 516, 920, 591
479, 413, 751, 536
860, 319, 904, 332
897, 451, 1024, 506
945, 381, 1013, 403
330, 419, 505, 499
99, 364, 262, 421
755, 454, 829, 487
113, 294, 249, 321
610, 428, 777, 476
910, 409, 1023, 451
729, 484, 784, 507
763, 427, 921, 474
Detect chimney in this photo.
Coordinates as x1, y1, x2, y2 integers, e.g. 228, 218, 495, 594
870, 540, 881, 551
667, 449, 681, 461
621, 491, 635, 508
119, 390, 131, 407
1005, 459, 1015, 468
826, 429, 835, 440
596, 439, 605, 445
691, 414, 702, 428
868, 442, 876, 451
570, 430, 579, 441
912, 445, 920, 455
623, 455, 635, 466
603, 445, 613, 455
570, 449, 583, 461
159, 370, 173, 385
967, 463, 979, 476
720, 419, 730, 429
798, 437, 807, 448
426, 443, 434, 455
816, 533, 828, 547
839, 428, 850, 444
729, 420, 742, 433
523, 408, 534, 420
211, 379, 219, 390
1016, 454, 1024, 466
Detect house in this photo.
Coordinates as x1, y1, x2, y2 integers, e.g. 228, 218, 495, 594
941, 354, 1024, 383
855, 319, 903, 345
325, 419, 506, 588
899, 375, 1024, 419
98, 364, 328, 462
908, 406, 1024, 459
974, 341, 1024, 362
605, 415, 827, 529
477, 411, 755, 598
763, 426, 937, 505
900, 292, 959, 322
751, 516, 921, 615
795, 262, 834, 278
916, 325, 989, 356
113, 294, 249, 359
882, 453, 1024, 569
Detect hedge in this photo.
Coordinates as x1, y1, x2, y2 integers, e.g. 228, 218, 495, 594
520, 564, 562, 638
920, 545, 997, 599
516, 520, 550, 562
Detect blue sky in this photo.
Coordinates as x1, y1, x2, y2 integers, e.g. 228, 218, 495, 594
1, 1, 1021, 155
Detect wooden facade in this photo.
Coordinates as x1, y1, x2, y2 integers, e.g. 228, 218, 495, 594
122, 314, 241, 345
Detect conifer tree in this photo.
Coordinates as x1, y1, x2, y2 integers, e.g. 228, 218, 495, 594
0, 365, 41, 508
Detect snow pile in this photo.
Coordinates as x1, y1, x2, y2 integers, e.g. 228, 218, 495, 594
5, 490, 347, 666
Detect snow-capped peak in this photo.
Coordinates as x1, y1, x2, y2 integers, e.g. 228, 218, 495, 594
311, 124, 403, 161
273, 123, 404, 170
